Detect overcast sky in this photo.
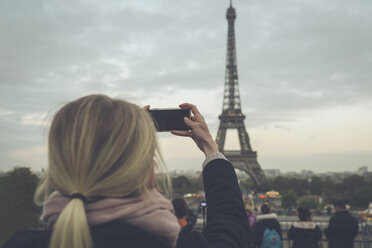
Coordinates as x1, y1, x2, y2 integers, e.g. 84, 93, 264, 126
0, 0, 371, 174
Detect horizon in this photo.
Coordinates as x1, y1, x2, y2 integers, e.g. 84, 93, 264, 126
0, 161, 369, 175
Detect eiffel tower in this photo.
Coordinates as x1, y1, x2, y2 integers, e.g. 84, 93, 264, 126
216, 1, 266, 185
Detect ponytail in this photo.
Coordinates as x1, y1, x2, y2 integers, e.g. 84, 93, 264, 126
49, 199, 92, 248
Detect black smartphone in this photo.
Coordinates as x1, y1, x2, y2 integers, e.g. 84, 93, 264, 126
148, 108, 191, 132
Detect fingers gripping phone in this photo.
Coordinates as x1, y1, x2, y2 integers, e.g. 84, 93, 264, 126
148, 109, 191, 132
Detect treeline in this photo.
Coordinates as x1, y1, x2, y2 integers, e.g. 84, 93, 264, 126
251, 175, 372, 209
171, 174, 372, 209
171, 175, 201, 197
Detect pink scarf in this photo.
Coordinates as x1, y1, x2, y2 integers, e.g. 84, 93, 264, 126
42, 189, 180, 247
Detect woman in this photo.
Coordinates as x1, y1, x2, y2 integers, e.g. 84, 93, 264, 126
287, 208, 322, 248
254, 203, 282, 248
172, 198, 197, 238
2, 94, 252, 248
172, 198, 189, 228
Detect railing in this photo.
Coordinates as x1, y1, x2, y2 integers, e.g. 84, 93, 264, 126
280, 219, 372, 248
282, 238, 372, 248
193, 219, 372, 248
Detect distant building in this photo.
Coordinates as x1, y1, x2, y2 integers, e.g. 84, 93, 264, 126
300, 170, 315, 178
357, 166, 368, 175
263, 169, 281, 178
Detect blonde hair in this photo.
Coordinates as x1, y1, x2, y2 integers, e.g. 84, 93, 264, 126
35, 94, 166, 248
243, 195, 255, 214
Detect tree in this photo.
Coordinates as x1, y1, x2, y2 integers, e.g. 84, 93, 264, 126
298, 198, 319, 210
0, 167, 41, 244
352, 186, 372, 209
309, 176, 325, 195
239, 178, 254, 194
281, 190, 298, 211
253, 173, 372, 210
172, 175, 200, 197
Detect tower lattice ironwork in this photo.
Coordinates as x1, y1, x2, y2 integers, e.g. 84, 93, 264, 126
216, 1, 266, 185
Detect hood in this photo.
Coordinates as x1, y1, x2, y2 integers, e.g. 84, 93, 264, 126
256, 213, 278, 221
293, 221, 317, 229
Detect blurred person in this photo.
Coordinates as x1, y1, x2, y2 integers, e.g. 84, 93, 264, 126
1, 95, 253, 248
172, 198, 197, 238
324, 200, 358, 248
172, 198, 189, 228
244, 195, 256, 231
254, 202, 282, 248
287, 207, 321, 248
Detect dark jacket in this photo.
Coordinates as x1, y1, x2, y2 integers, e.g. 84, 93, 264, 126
287, 222, 322, 248
1, 159, 253, 248
324, 210, 358, 248
1, 221, 171, 248
177, 159, 253, 248
254, 213, 282, 248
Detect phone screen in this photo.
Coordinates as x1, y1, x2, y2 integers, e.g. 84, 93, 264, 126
148, 109, 191, 132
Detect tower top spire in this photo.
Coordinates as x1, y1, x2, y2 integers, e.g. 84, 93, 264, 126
226, 0, 236, 20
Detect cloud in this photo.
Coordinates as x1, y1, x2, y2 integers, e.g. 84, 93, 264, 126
274, 125, 291, 132
0, 108, 14, 117
20, 113, 49, 126
0, 0, 371, 172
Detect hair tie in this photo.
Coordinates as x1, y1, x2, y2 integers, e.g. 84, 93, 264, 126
70, 193, 87, 204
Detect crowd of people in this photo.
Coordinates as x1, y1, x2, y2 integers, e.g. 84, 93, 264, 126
244, 199, 359, 248
172, 197, 360, 248
0, 94, 361, 248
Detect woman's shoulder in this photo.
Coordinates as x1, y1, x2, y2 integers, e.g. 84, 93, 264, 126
1, 221, 171, 248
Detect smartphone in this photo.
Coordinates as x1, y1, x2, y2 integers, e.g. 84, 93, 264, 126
148, 108, 191, 132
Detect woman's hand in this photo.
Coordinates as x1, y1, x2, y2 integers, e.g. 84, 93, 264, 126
171, 103, 219, 157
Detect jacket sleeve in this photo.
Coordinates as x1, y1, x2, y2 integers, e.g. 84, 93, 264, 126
177, 159, 252, 248
324, 216, 335, 239
351, 217, 359, 239
277, 221, 283, 241
315, 225, 322, 240
274, 220, 283, 240
254, 221, 263, 247
287, 225, 294, 240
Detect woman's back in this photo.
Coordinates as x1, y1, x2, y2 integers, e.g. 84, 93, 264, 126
288, 208, 322, 248
287, 222, 321, 248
